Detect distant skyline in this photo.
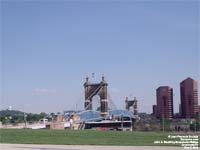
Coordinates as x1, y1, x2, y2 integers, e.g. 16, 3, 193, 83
1, 0, 199, 114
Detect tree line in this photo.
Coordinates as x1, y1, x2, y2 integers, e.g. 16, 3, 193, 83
0, 110, 57, 124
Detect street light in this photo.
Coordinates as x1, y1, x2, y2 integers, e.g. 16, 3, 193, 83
5, 117, 8, 128
24, 112, 27, 129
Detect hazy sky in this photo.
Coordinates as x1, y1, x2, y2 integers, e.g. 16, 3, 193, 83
1, 0, 199, 114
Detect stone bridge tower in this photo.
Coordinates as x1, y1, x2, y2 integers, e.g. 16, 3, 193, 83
84, 76, 108, 117
125, 96, 138, 116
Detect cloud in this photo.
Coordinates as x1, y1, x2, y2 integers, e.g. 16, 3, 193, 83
32, 88, 57, 96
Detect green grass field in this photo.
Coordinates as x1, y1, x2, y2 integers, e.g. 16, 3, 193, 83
0, 129, 197, 146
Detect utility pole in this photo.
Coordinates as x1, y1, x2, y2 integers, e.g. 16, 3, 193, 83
5, 117, 8, 128
24, 112, 27, 129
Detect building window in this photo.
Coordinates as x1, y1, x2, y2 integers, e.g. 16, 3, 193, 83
163, 96, 167, 107
188, 95, 192, 106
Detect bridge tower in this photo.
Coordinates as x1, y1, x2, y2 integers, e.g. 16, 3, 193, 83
84, 76, 108, 117
125, 96, 138, 116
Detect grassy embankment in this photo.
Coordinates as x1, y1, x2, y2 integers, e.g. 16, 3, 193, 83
0, 129, 197, 146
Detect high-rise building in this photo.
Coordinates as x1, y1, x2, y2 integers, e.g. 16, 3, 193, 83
156, 86, 174, 119
180, 77, 198, 118
198, 106, 200, 114
152, 105, 157, 116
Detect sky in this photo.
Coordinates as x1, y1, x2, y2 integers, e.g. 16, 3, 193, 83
1, 0, 199, 114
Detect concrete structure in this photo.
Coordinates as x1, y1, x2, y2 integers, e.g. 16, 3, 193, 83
56, 115, 64, 122
180, 77, 199, 118
84, 76, 108, 117
155, 86, 174, 119
125, 97, 138, 116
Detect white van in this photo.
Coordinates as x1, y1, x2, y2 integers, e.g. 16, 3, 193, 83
39, 118, 48, 123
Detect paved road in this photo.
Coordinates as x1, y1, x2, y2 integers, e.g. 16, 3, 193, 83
0, 144, 186, 150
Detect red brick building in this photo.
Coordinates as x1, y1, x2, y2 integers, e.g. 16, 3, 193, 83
180, 77, 198, 118
156, 86, 174, 119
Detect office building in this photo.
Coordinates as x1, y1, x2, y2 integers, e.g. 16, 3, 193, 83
156, 86, 174, 119
180, 77, 198, 118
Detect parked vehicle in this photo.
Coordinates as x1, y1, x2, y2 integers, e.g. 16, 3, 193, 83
39, 118, 48, 123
